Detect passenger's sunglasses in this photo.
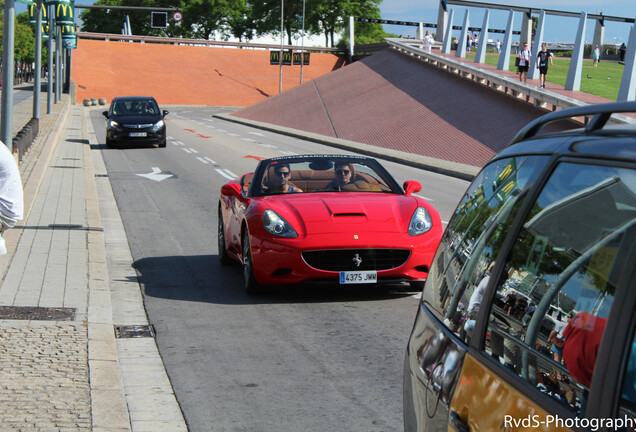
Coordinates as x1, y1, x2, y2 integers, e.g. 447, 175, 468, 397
337, 170, 351, 175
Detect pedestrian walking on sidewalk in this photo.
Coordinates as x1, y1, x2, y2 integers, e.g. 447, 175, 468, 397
0, 141, 23, 253
423, 30, 434, 54
536, 42, 553, 88
517, 42, 531, 83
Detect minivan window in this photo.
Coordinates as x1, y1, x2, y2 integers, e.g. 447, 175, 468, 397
484, 162, 636, 416
420, 155, 549, 338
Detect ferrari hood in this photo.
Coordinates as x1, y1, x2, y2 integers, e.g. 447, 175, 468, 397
262, 193, 421, 235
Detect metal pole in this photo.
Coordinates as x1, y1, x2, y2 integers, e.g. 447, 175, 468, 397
55, 25, 61, 103
47, 4, 54, 113
1, 0, 16, 152
279, 0, 284, 93
300, 0, 305, 84
33, 0, 43, 119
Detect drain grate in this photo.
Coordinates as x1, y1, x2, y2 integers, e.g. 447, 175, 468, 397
0, 306, 76, 321
94, 174, 109, 178
114, 324, 156, 339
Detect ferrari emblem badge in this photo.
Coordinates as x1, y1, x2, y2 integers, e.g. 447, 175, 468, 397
354, 235, 359, 239
353, 254, 362, 268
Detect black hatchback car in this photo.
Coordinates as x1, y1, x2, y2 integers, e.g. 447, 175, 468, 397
103, 96, 168, 148
404, 102, 636, 432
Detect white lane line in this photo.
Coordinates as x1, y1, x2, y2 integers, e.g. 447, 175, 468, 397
203, 157, 216, 164
414, 194, 433, 201
203, 119, 214, 122
223, 169, 238, 178
442, 221, 448, 225
217, 129, 226, 133
173, 141, 184, 146
279, 150, 298, 155
182, 148, 193, 153
188, 148, 199, 153
215, 168, 237, 180
242, 138, 255, 142
167, 135, 173, 140
197, 157, 209, 164
260, 144, 277, 148
227, 133, 239, 137
249, 132, 264, 136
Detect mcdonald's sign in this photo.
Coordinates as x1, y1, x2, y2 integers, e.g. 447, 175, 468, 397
56, 0, 75, 26
28, 2, 47, 27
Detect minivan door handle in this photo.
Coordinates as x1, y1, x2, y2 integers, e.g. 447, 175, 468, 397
449, 411, 469, 432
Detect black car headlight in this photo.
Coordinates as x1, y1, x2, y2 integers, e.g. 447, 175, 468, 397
151, 120, 165, 133
408, 207, 433, 236
263, 210, 297, 238
107, 120, 120, 129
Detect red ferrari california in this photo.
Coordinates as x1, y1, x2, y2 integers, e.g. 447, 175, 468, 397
218, 155, 443, 294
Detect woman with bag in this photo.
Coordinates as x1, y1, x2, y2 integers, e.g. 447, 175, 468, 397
517, 42, 531, 83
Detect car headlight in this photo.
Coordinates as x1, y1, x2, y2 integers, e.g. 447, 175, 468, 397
107, 120, 119, 129
152, 119, 165, 132
408, 207, 433, 236
263, 210, 297, 238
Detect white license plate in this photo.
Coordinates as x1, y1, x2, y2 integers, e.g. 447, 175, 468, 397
129, 132, 147, 137
339, 271, 377, 284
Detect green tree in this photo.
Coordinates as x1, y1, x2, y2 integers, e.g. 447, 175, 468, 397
0, 4, 42, 65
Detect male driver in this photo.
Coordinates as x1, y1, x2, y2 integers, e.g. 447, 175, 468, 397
270, 164, 302, 193
327, 162, 355, 191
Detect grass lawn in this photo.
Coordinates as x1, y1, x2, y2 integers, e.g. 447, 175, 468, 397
465, 53, 624, 100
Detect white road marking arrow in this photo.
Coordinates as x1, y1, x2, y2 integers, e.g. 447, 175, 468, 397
136, 167, 174, 182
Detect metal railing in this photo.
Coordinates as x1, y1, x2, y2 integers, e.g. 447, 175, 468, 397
387, 38, 635, 125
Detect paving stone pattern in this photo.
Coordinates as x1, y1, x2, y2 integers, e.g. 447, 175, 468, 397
0, 323, 91, 431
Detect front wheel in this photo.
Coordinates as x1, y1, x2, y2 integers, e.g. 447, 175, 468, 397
158, 139, 167, 148
217, 213, 232, 265
242, 228, 261, 295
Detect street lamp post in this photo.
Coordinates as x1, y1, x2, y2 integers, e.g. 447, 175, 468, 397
300, 0, 305, 84
279, 0, 283, 93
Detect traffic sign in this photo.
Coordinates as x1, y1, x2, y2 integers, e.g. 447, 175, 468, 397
173, 11, 183, 22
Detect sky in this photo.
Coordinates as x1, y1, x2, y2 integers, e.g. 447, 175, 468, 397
14, 0, 636, 46
379, 0, 636, 45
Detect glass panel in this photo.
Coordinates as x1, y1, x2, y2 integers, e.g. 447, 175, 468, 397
420, 155, 550, 338
485, 162, 636, 416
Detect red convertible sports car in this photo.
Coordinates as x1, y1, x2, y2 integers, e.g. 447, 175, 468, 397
218, 155, 443, 294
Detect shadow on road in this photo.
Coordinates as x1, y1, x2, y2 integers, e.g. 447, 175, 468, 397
133, 254, 416, 306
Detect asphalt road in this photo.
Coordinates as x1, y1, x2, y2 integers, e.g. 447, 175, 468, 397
88, 106, 469, 432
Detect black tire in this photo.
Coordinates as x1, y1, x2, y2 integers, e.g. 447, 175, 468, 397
242, 228, 261, 295
218, 213, 232, 266
158, 139, 167, 148
106, 138, 114, 148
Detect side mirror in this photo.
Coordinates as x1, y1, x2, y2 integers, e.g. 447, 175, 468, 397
403, 180, 422, 197
221, 182, 242, 198
102, 111, 109, 119
163, 110, 169, 117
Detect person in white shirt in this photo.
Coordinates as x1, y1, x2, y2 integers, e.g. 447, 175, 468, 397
0, 141, 23, 254
422, 30, 434, 54
517, 42, 531, 83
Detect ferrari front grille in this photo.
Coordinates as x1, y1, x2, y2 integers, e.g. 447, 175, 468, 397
302, 249, 410, 271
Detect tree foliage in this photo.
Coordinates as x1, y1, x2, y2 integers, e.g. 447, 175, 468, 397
78, 0, 390, 47
0, 3, 46, 64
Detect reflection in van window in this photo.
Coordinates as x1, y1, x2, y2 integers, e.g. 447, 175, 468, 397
485, 162, 636, 416
420, 155, 549, 338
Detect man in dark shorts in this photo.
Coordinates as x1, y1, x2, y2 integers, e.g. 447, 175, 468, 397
517, 42, 531, 83
536, 42, 553, 88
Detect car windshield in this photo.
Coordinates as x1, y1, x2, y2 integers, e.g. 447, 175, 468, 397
111, 99, 159, 116
252, 156, 401, 196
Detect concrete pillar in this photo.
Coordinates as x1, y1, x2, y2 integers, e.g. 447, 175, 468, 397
519, 11, 532, 46
528, 10, 546, 81
618, 24, 636, 101
456, 9, 469, 58
497, 10, 515, 71
565, 12, 587, 91
593, 18, 605, 51
475, 10, 489, 64
417, 22, 424, 40
442, 9, 454, 54
437, 0, 448, 43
